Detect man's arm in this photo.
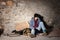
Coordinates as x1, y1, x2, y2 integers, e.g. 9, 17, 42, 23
29, 19, 34, 29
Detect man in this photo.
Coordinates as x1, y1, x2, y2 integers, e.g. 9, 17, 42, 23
29, 13, 47, 38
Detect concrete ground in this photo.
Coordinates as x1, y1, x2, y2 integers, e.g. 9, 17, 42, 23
0, 35, 60, 40
0, 28, 60, 40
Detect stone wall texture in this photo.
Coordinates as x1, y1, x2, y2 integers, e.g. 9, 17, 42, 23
0, 0, 60, 34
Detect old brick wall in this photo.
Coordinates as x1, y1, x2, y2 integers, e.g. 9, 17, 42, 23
0, 0, 60, 34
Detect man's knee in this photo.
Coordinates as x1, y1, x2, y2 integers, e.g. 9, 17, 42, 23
31, 28, 35, 35
31, 28, 35, 32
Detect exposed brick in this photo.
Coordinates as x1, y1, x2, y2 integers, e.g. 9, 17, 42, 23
15, 21, 29, 31
6, 0, 14, 7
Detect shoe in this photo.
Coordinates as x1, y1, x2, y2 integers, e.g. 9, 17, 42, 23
42, 32, 47, 36
30, 34, 36, 38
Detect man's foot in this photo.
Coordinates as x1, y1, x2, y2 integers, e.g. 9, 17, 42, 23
30, 34, 36, 38
42, 32, 47, 36
37, 32, 47, 36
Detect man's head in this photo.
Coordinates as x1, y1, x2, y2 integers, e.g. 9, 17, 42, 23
34, 13, 39, 20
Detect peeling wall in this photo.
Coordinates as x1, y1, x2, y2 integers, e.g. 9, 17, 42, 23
0, 0, 60, 34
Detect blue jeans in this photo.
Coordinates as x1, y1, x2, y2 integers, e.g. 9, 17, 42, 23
30, 22, 46, 35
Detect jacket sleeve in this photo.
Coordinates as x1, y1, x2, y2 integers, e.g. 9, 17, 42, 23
29, 19, 34, 29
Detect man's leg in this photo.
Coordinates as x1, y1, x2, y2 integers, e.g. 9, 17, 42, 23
36, 22, 47, 36
30, 28, 36, 38
36, 24, 41, 31
31, 28, 35, 35
36, 22, 46, 32
40, 22, 46, 33
39, 22, 47, 36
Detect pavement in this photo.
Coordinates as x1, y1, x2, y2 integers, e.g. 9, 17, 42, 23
0, 28, 60, 40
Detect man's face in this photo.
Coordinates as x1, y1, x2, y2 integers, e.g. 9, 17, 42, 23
34, 17, 38, 20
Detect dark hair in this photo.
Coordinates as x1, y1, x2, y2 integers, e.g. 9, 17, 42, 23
34, 13, 39, 18
34, 13, 43, 21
